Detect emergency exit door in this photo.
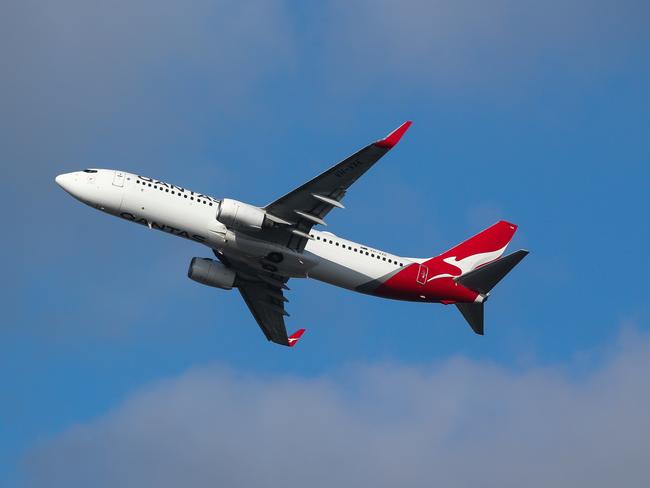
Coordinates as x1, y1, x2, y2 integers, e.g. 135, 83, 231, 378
113, 171, 125, 187
416, 264, 428, 285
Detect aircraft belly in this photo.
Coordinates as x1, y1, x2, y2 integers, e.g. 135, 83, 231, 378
218, 232, 318, 278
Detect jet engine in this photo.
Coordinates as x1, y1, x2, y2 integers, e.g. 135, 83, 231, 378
217, 198, 267, 230
187, 257, 236, 290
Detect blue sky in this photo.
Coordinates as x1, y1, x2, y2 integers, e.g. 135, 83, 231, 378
1, 1, 649, 486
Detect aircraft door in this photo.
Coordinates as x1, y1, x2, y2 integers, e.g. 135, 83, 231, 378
416, 264, 428, 285
112, 171, 125, 187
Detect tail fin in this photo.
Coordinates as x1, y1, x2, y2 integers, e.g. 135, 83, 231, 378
436, 221, 519, 274
445, 221, 527, 335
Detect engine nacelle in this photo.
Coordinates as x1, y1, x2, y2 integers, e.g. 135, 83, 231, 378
217, 198, 267, 230
187, 258, 236, 290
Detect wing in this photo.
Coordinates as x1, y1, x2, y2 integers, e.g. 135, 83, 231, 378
259, 121, 412, 251
219, 252, 303, 346
238, 279, 292, 345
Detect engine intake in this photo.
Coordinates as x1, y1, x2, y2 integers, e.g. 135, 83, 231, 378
217, 198, 267, 230
187, 257, 236, 290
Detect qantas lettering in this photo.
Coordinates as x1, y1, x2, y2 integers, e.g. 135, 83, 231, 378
136, 175, 219, 203
119, 212, 206, 242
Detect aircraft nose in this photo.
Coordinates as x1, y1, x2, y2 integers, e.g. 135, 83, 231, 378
55, 172, 73, 192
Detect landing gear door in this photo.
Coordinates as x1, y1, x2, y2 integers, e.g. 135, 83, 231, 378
113, 171, 125, 187
416, 264, 428, 285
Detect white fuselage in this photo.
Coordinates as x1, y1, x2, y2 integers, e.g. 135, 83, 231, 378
56, 169, 414, 293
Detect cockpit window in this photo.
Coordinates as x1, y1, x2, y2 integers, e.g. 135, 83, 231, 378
83, 169, 98, 173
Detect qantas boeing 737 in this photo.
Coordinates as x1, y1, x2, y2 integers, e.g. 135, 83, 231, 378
56, 122, 527, 347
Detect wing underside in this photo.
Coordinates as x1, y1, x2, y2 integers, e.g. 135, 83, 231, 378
237, 278, 291, 346
215, 251, 297, 346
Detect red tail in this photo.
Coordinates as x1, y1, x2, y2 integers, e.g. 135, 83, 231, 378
422, 221, 519, 279
370, 220, 523, 306
438, 221, 518, 262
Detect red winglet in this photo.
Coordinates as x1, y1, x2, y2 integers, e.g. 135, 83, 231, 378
375, 121, 412, 149
287, 328, 306, 347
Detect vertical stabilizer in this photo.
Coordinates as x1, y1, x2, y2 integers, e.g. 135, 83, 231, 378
438, 221, 518, 265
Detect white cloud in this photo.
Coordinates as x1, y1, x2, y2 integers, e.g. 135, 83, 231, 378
23, 328, 650, 487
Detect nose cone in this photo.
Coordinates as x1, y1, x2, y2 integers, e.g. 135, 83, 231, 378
55, 171, 85, 201
55, 169, 123, 213
55, 173, 73, 192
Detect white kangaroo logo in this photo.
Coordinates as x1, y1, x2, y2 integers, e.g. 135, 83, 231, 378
426, 245, 507, 283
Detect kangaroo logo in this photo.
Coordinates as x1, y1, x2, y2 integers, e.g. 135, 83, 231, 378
426, 245, 508, 283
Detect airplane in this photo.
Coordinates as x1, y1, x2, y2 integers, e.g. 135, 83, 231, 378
55, 121, 528, 347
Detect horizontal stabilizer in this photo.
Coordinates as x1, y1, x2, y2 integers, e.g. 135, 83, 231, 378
455, 249, 529, 295
456, 303, 484, 335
